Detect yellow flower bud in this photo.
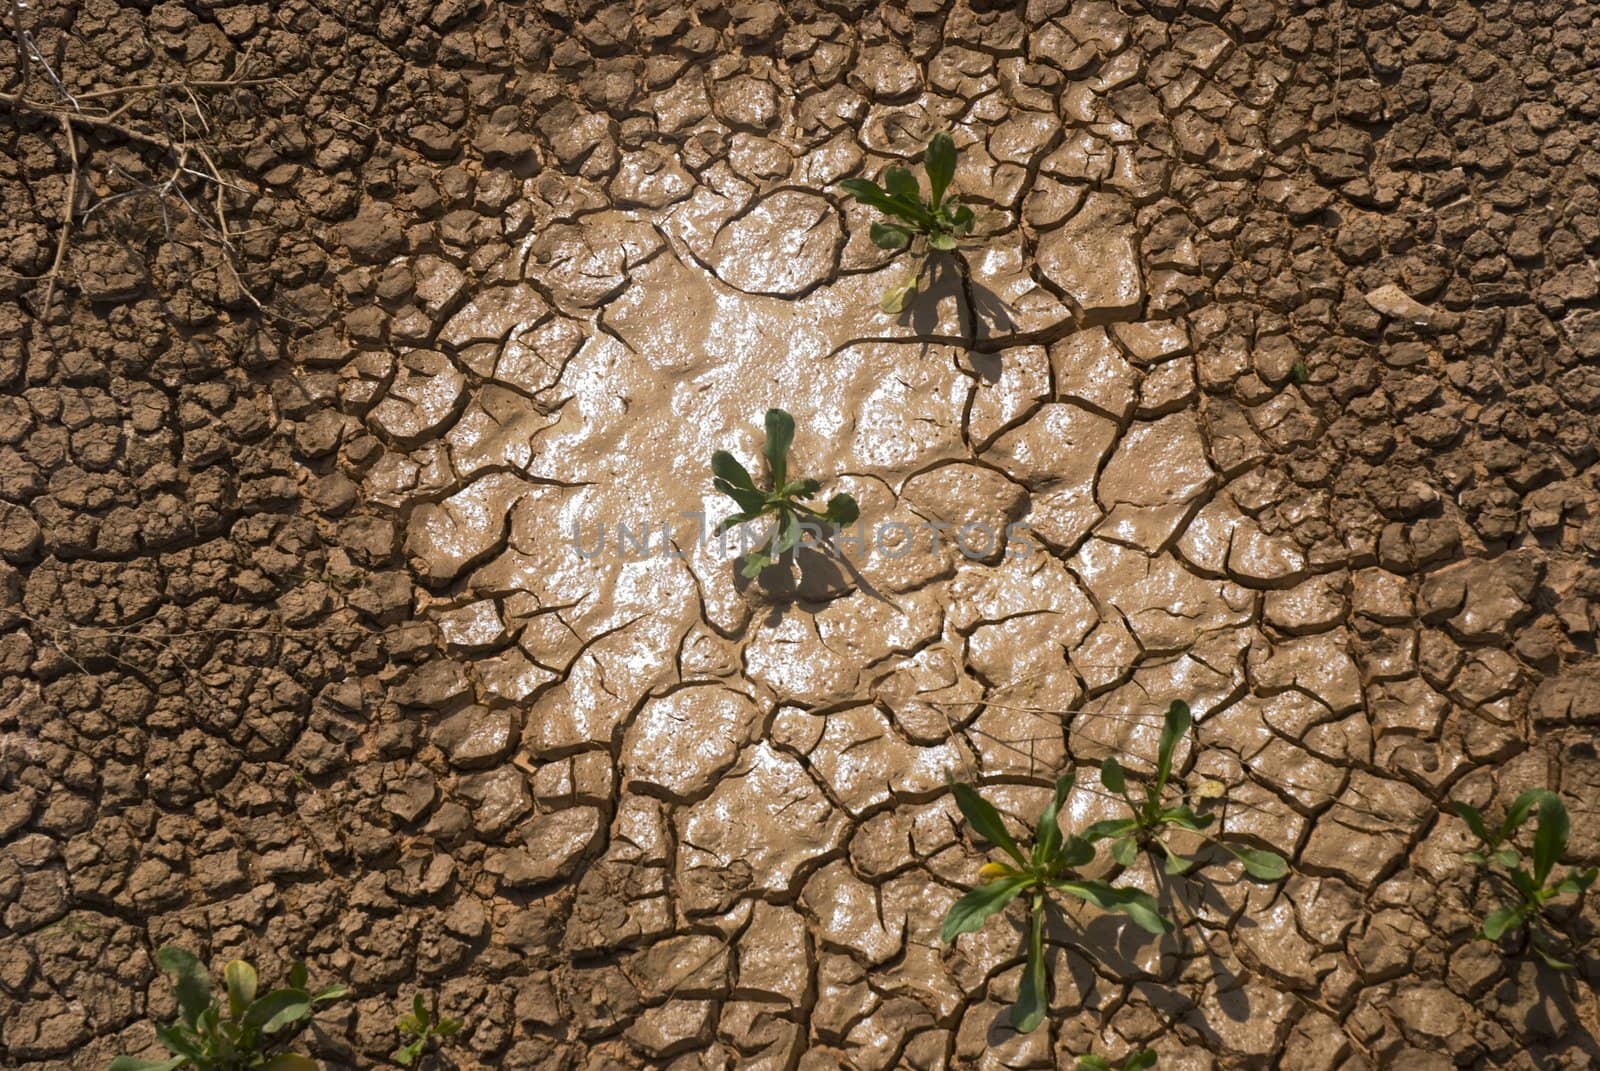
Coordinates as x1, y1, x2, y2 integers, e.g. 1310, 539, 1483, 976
978, 862, 1010, 884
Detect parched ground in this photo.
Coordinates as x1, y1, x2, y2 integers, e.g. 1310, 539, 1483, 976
3, 1, 1600, 1069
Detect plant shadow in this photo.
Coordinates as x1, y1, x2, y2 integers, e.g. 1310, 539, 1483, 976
1495, 935, 1600, 1062
1069, 903, 1185, 987
731, 530, 899, 624
898, 251, 1017, 353
1143, 860, 1261, 1029
983, 905, 1103, 1047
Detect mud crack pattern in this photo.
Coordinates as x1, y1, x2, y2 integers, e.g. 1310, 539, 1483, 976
2, 1, 1600, 1069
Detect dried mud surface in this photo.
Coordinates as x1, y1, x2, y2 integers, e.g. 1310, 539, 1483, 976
3, 1, 1600, 1069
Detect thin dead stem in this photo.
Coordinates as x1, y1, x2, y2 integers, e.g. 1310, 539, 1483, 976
40, 111, 76, 316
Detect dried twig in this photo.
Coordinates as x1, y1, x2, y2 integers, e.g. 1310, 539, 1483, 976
39, 111, 76, 315
69, 75, 278, 102
0, 90, 179, 149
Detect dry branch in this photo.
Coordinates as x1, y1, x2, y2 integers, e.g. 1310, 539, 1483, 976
39, 110, 75, 315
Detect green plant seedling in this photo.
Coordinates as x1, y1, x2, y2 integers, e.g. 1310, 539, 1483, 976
1452, 789, 1554, 870
839, 131, 975, 313
1081, 701, 1288, 882
941, 773, 1171, 1034
109, 948, 348, 1071
712, 408, 860, 579
392, 991, 464, 1067
1453, 790, 1598, 969
1078, 1051, 1158, 1071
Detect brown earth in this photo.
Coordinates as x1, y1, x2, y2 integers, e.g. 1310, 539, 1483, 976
3, 1, 1600, 1069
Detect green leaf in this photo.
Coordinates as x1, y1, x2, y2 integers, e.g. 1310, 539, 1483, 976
1491, 847, 1520, 869
1532, 794, 1569, 886
884, 166, 920, 205
311, 984, 348, 1004
1100, 757, 1126, 796
1481, 904, 1527, 940
839, 178, 895, 213
739, 543, 778, 579
714, 480, 768, 517
224, 961, 257, 1022
1081, 818, 1138, 844
870, 222, 911, 250
927, 231, 958, 251
412, 992, 428, 1022
1123, 1051, 1159, 1071
1552, 868, 1598, 897
1158, 840, 1193, 875
1228, 845, 1289, 881
1155, 701, 1191, 796
880, 278, 917, 314
772, 511, 802, 559
1055, 835, 1096, 869
763, 409, 794, 486
435, 1017, 464, 1037
712, 450, 759, 492
1010, 903, 1048, 1034
1158, 805, 1214, 832
1499, 789, 1553, 844
195, 1007, 223, 1056
1112, 836, 1137, 867
287, 962, 308, 991
153, 1025, 204, 1062
925, 132, 956, 208
822, 493, 859, 527
1032, 772, 1075, 867
244, 989, 312, 1034
1051, 880, 1171, 935
1510, 866, 1540, 901
940, 874, 1033, 942
392, 1038, 424, 1067
262, 1055, 318, 1071
1530, 940, 1577, 971
949, 203, 975, 234
108, 1058, 188, 1071
950, 783, 1026, 867
397, 1013, 424, 1034
1076, 1059, 1113, 1071
714, 509, 763, 537
1452, 801, 1492, 846
156, 947, 211, 1028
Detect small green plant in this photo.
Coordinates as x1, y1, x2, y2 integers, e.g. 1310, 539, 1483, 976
712, 408, 859, 579
1081, 701, 1288, 882
109, 947, 348, 1071
1290, 361, 1310, 384
392, 992, 464, 1067
1453, 790, 1597, 969
941, 773, 1170, 1033
840, 131, 975, 313
1078, 1052, 1158, 1071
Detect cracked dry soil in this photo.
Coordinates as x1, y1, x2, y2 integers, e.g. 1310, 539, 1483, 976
3, 0, 1600, 1069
